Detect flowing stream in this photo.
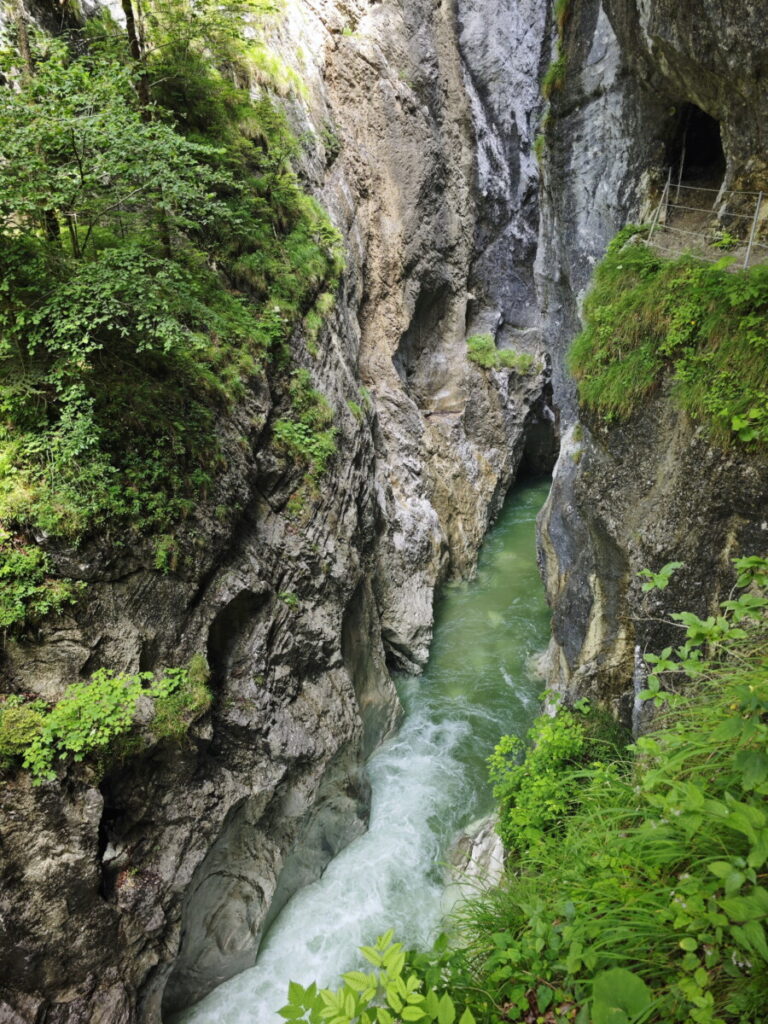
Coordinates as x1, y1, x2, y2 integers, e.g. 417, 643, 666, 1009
177, 478, 552, 1024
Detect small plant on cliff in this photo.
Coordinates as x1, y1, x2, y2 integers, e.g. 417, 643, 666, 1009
554, 0, 572, 36
0, 529, 84, 631
541, 53, 567, 99
0, 656, 211, 782
0, 696, 47, 770
273, 369, 337, 480
466, 335, 534, 373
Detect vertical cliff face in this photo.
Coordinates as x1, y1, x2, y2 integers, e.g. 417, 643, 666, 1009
535, 0, 768, 416
287, 0, 553, 670
0, 1, 554, 1021
535, 0, 768, 708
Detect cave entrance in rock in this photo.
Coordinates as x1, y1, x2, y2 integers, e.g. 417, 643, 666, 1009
668, 103, 725, 186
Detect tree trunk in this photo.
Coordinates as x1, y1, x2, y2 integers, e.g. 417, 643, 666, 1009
14, 0, 34, 82
121, 0, 150, 109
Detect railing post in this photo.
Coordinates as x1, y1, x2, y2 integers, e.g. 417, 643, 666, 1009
648, 169, 672, 243
744, 191, 763, 269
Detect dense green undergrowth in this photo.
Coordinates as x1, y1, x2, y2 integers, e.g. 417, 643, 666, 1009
0, 0, 343, 629
0, 653, 211, 781
290, 557, 768, 1024
569, 226, 768, 448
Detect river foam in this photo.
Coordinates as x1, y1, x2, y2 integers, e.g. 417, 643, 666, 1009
175, 479, 551, 1024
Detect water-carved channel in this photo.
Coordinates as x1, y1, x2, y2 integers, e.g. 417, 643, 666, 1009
178, 479, 552, 1024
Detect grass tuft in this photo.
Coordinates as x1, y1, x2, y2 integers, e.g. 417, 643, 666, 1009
569, 226, 768, 448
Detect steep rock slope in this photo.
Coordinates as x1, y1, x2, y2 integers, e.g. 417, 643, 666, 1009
0, 1, 552, 1021
536, 0, 768, 708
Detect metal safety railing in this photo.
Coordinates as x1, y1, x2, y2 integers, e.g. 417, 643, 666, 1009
647, 171, 766, 269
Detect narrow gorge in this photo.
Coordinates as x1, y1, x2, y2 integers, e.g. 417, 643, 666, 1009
0, 0, 766, 1022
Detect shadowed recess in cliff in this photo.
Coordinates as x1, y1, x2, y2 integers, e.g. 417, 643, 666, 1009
666, 103, 725, 185
171, 478, 552, 1024
207, 589, 271, 691
392, 283, 452, 397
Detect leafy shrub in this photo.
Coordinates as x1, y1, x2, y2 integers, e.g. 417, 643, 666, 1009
0, 529, 83, 630
281, 932, 477, 1024
466, 335, 535, 373
0, 14, 344, 626
488, 701, 629, 853
0, 697, 46, 770
569, 228, 768, 448
0, 656, 211, 782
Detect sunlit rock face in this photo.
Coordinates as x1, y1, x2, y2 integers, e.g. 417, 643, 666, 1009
272, 0, 553, 669
0, 1, 553, 1022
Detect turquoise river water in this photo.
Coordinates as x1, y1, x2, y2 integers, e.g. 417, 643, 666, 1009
178, 478, 552, 1024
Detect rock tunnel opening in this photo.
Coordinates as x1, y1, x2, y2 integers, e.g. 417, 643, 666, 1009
667, 103, 725, 185
518, 381, 559, 480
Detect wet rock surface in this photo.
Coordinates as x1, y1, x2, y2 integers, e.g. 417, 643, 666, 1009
539, 403, 768, 716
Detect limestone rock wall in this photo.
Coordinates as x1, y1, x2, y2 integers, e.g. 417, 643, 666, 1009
0, 1, 553, 1021
535, 0, 768, 708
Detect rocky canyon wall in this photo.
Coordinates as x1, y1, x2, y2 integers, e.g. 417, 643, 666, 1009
0, 1, 554, 1021
535, 0, 768, 710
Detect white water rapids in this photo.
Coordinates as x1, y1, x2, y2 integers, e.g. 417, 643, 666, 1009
175, 479, 551, 1024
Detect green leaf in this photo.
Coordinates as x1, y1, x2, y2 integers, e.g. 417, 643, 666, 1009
342, 973, 370, 994
437, 994, 455, 1024
536, 985, 554, 1011
735, 750, 768, 789
289, 982, 305, 1005
591, 968, 652, 1024
424, 990, 439, 1019
386, 987, 403, 1013
708, 861, 733, 879
458, 1009, 475, 1024
402, 1008, 425, 1021
360, 947, 382, 968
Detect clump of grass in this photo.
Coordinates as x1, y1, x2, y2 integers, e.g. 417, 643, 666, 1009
466, 334, 535, 373
569, 225, 768, 447
541, 53, 567, 99
554, 0, 572, 36
150, 653, 212, 741
272, 368, 337, 481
